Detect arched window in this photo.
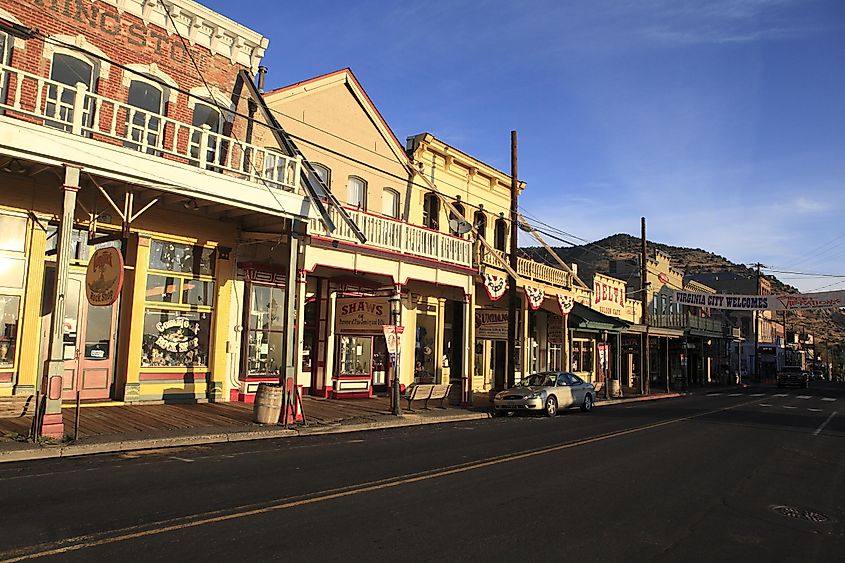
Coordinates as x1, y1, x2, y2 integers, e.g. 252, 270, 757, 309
312, 163, 331, 193
190, 101, 223, 165
382, 188, 400, 219
423, 193, 439, 230
126, 77, 165, 153
347, 176, 367, 209
449, 203, 466, 236
474, 211, 487, 240
46, 53, 95, 132
494, 218, 507, 251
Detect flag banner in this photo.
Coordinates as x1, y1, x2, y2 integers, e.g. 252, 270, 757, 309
672, 290, 845, 311
483, 273, 507, 301
558, 294, 574, 316
525, 285, 544, 310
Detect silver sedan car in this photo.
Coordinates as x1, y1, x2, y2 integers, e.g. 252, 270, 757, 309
493, 372, 596, 417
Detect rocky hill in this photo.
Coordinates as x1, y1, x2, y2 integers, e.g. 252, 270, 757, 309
525, 233, 845, 347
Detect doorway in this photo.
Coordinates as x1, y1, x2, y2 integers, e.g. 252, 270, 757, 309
43, 268, 119, 400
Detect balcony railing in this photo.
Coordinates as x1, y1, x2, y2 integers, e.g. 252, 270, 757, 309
0, 64, 300, 191
483, 249, 573, 290
310, 206, 473, 268
652, 313, 724, 334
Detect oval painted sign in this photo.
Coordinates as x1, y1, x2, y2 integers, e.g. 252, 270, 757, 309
658, 273, 670, 285
86, 247, 124, 306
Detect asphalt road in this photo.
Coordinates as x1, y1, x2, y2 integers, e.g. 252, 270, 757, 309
0, 383, 842, 562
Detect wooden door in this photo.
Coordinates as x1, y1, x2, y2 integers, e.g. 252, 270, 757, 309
57, 271, 118, 400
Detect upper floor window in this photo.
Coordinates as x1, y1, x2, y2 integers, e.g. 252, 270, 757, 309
494, 218, 507, 251
347, 176, 366, 209
474, 211, 487, 240
423, 193, 439, 230
312, 163, 331, 194
382, 188, 400, 219
46, 53, 95, 132
190, 101, 223, 165
449, 203, 466, 236
126, 77, 164, 153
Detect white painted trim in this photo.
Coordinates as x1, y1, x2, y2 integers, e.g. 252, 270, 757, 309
122, 63, 179, 105
42, 34, 111, 80
187, 85, 234, 120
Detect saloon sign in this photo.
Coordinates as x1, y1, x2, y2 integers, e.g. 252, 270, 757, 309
336, 297, 389, 333
86, 247, 124, 306
593, 277, 625, 317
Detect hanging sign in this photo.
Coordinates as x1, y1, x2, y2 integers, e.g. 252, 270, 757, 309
525, 286, 544, 310
673, 290, 845, 311
475, 308, 512, 339
86, 247, 124, 306
483, 273, 507, 301
382, 325, 405, 355
558, 294, 574, 316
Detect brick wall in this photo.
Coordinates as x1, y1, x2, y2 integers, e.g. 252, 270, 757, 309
1, 0, 257, 158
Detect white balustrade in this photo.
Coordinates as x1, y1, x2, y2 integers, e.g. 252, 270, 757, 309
0, 63, 299, 192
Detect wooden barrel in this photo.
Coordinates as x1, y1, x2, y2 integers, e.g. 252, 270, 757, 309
252, 383, 283, 424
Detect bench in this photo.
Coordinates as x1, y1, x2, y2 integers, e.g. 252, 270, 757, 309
401, 383, 452, 411
0, 395, 34, 419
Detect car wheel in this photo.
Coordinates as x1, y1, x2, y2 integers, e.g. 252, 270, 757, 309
545, 395, 558, 417
581, 393, 593, 412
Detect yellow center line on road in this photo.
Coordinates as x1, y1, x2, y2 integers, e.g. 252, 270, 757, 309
0, 397, 762, 562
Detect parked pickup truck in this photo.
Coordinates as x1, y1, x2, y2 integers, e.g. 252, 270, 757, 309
776, 366, 809, 389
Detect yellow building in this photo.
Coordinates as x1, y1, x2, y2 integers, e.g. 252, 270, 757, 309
259, 70, 476, 402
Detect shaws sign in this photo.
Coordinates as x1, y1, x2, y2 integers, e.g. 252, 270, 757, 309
673, 290, 845, 311
336, 297, 389, 333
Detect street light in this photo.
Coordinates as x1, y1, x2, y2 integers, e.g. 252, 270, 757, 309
388, 291, 402, 416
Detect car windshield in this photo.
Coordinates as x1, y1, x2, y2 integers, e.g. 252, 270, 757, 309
518, 373, 556, 387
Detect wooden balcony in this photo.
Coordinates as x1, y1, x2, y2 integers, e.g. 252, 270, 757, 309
0, 63, 300, 192
309, 206, 473, 268
483, 249, 573, 290
651, 313, 724, 334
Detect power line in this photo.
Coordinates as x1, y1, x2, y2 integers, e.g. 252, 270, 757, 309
764, 268, 845, 278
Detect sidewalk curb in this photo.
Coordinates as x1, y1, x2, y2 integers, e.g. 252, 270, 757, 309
0, 393, 693, 464
0, 412, 491, 464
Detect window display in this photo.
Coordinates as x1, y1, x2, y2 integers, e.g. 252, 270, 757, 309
338, 335, 371, 375
142, 309, 210, 367
245, 285, 285, 375
0, 295, 20, 368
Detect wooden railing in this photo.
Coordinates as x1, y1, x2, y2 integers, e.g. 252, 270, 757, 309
0, 64, 300, 192
310, 206, 473, 268
483, 249, 573, 289
651, 313, 724, 334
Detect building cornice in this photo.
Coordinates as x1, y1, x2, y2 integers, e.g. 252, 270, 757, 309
103, 0, 268, 71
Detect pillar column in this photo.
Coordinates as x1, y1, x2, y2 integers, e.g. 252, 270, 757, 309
115, 235, 150, 403
209, 247, 233, 402
461, 291, 474, 406
324, 288, 337, 393
294, 269, 308, 388
520, 295, 529, 380
40, 165, 81, 439
283, 223, 302, 386
435, 297, 446, 384
15, 223, 47, 395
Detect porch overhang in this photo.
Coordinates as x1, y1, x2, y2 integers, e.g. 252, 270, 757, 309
568, 302, 629, 334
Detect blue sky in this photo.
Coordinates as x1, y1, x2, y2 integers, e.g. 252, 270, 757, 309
204, 0, 845, 292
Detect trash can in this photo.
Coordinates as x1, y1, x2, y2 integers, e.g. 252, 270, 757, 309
252, 383, 282, 424
609, 380, 622, 398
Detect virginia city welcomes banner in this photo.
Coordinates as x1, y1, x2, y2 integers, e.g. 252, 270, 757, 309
672, 290, 845, 311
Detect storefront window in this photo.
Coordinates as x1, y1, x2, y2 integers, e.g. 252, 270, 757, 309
144, 239, 215, 368
415, 313, 436, 380
141, 309, 210, 367
572, 339, 594, 374
0, 295, 20, 368
245, 285, 285, 375
339, 335, 371, 375
149, 240, 215, 276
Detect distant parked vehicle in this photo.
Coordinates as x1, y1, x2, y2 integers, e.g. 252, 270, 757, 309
777, 366, 808, 389
494, 372, 595, 417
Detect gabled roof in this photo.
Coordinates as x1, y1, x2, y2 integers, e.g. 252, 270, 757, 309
264, 68, 411, 168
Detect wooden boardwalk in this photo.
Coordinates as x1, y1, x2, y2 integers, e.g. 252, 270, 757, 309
0, 396, 396, 442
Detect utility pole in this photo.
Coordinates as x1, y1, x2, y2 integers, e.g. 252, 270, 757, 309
641, 217, 650, 395
751, 262, 764, 382
506, 130, 519, 390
